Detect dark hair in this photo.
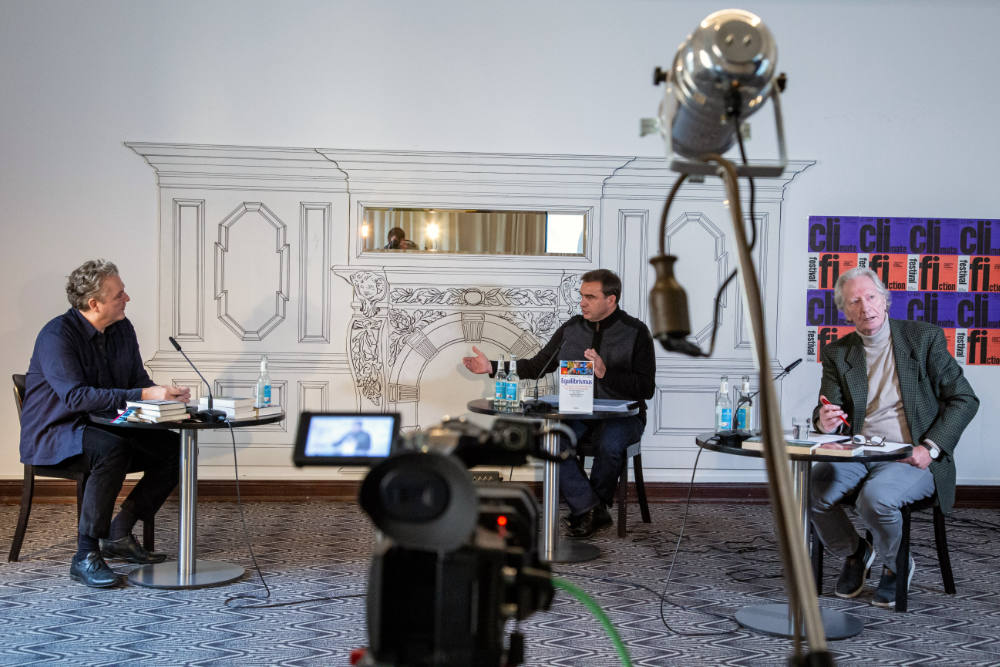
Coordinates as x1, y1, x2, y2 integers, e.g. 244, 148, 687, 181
581, 269, 621, 302
386, 227, 406, 249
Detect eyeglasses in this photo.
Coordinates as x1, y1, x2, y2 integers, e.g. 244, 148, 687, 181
851, 434, 886, 447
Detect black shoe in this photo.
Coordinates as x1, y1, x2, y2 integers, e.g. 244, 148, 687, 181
835, 539, 876, 598
873, 557, 915, 608
100, 534, 167, 564
567, 505, 612, 539
70, 552, 122, 588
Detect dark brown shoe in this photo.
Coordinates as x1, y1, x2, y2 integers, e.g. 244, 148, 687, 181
567, 505, 612, 538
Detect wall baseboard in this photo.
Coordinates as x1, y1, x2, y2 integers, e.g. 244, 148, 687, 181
2, 479, 999, 508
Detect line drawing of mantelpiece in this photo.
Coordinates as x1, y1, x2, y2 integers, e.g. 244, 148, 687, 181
333, 266, 581, 430
126, 141, 813, 479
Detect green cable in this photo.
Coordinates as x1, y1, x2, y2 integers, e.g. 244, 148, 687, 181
552, 576, 633, 667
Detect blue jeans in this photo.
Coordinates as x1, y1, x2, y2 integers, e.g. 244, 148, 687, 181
560, 415, 645, 516
810, 460, 935, 571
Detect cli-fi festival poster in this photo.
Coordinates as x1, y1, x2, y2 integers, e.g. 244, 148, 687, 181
805, 216, 999, 365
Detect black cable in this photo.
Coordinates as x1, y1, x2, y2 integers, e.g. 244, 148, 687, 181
576, 448, 740, 637
659, 108, 759, 359
702, 111, 758, 359
220, 420, 372, 610
223, 419, 273, 606
227, 592, 367, 610
657, 172, 689, 256
734, 118, 757, 253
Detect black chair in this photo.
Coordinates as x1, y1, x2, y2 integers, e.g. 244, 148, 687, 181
577, 436, 651, 538
810, 493, 955, 612
9, 373, 154, 562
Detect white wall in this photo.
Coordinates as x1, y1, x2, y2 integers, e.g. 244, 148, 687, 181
1, 0, 995, 482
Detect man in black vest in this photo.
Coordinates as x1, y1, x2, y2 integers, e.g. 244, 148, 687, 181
463, 269, 655, 537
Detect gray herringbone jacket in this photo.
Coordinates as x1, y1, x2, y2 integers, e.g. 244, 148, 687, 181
814, 319, 979, 513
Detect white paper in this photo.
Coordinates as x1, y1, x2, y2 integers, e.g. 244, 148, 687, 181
592, 399, 634, 412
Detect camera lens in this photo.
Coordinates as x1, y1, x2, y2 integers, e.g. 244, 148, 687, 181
502, 430, 524, 450
380, 469, 451, 521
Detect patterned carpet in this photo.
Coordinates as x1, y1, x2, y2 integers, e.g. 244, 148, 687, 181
1, 498, 999, 666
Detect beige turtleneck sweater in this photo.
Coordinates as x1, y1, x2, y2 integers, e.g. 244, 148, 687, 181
859, 320, 913, 444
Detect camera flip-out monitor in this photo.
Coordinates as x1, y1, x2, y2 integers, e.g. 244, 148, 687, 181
293, 412, 400, 466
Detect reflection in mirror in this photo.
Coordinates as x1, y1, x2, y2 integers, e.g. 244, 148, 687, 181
361, 207, 586, 256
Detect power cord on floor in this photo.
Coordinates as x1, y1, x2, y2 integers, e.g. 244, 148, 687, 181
222, 420, 273, 607
592, 446, 740, 637
218, 421, 366, 610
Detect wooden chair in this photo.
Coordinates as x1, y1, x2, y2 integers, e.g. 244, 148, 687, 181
810, 493, 955, 612
9, 373, 154, 562
577, 437, 651, 538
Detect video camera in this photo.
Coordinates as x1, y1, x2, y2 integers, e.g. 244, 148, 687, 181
293, 412, 555, 667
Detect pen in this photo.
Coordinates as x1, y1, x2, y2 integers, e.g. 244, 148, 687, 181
820, 396, 850, 428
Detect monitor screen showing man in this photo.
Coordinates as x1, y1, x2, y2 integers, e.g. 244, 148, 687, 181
293, 413, 399, 466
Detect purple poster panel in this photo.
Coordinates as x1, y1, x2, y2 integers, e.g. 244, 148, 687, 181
805, 216, 999, 365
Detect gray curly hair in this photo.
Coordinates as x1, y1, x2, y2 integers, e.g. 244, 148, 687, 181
66, 259, 119, 311
833, 266, 892, 312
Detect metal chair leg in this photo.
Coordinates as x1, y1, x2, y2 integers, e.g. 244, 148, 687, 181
633, 453, 651, 523
895, 505, 912, 612
933, 506, 956, 595
810, 525, 824, 595
616, 458, 627, 538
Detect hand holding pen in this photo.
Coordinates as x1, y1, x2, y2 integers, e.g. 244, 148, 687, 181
818, 395, 850, 432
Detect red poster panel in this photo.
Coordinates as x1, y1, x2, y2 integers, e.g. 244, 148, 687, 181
809, 253, 859, 290
859, 253, 909, 291
965, 329, 1000, 365
806, 326, 855, 362
941, 329, 957, 357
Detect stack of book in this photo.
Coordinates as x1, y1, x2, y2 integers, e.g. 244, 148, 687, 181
123, 399, 189, 423
197, 396, 282, 420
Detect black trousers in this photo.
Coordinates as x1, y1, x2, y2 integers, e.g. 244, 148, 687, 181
75, 424, 180, 538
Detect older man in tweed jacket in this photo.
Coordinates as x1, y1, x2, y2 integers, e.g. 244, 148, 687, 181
810, 267, 978, 608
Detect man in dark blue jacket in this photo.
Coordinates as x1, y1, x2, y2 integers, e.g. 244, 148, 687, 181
464, 269, 655, 537
20, 260, 189, 587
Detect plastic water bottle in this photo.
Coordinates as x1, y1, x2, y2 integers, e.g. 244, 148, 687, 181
255, 355, 272, 408
715, 375, 732, 432
736, 375, 752, 430
506, 355, 521, 413
494, 355, 508, 412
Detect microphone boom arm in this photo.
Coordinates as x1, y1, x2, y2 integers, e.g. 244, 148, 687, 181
169, 336, 227, 422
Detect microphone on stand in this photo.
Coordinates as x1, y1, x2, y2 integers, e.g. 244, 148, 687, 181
522, 343, 564, 414
730, 358, 803, 431
169, 336, 227, 423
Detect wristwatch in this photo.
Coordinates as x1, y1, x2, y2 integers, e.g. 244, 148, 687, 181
922, 441, 941, 460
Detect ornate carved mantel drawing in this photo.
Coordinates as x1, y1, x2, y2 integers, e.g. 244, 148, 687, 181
334, 267, 579, 429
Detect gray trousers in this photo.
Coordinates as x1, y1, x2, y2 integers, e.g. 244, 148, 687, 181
810, 460, 935, 571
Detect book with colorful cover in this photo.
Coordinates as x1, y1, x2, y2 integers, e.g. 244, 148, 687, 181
558, 360, 593, 413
